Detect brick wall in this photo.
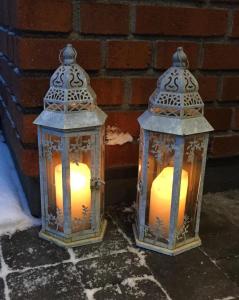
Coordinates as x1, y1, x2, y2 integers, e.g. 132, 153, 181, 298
1, 0, 239, 214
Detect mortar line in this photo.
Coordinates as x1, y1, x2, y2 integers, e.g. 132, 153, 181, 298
107, 213, 173, 300
0, 246, 129, 277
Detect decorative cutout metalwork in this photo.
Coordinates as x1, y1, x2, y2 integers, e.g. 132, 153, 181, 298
43, 137, 62, 160
43, 44, 96, 113
176, 215, 190, 241
150, 134, 175, 162
48, 208, 64, 231
149, 47, 203, 119
186, 136, 204, 163
69, 137, 92, 153
72, 205, 90, 231
144, 217, 167, 243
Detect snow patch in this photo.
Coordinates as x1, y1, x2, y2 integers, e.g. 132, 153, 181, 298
84, 287, 102, 300
0, 244, 11, 300
214, 297, 237, 300
127, 246, 147, 267
121, 275, 172, 300
0, 133, 39, 237
105, 125, 133, 145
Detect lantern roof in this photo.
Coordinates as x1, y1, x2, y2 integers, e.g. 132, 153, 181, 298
139, 47, 213, 135
34, 44, 107, 129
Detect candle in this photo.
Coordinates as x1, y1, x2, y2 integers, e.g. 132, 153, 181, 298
149, 167, 188, 238
55, 162, 91, 222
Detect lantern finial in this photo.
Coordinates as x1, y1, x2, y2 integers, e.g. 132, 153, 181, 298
60, 43, 77, 65
172, 47, 188, 68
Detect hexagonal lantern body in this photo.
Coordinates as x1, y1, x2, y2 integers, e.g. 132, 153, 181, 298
34, 44, 107, 247
133, 47, 214, 256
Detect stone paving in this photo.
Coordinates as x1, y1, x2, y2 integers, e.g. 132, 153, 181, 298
0, 190, 239, 300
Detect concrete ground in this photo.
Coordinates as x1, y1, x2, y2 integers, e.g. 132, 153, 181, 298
0, 190, 239, 300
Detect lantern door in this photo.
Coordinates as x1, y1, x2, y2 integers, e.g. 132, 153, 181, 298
39, 127, 104, 241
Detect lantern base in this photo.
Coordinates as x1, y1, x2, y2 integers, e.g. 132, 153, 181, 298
39, 219, 107, 248
133, 224, 201, 256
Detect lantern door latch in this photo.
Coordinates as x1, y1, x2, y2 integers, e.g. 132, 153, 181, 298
91, 177, 105, 189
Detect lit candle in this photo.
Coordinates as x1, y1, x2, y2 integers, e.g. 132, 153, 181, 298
149, 167, 188, 238
55, 163, 91, 221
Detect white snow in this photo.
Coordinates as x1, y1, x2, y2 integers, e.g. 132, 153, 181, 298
214, 297, 237, 300
105, 125, 133, 145
84, 287, 102, 300
0, 244, 11, 300
0, 132, 39, 236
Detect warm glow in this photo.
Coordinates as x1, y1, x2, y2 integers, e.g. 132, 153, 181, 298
149, 167, 188, 238
55, 162, 91, 221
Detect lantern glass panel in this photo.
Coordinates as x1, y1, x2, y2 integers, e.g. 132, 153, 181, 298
144, 132, 176, 245
43, 133, 63, 232
175, 134, 205, 246
67, 135, 92, 233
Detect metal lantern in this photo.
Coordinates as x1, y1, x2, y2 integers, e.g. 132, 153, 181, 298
133, 47, 213, 256
34, 44, 107, 247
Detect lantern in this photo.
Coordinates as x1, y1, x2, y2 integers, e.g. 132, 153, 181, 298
34, 44, 107, 247
133, 47, 213, 255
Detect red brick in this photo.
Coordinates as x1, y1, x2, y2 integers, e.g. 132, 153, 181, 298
80, 3, 129, 35
0, 56, 19, 92
231, 11, 239, 37
15, 37, 101, 70
16, 112, 38, 144
0, 109, 38, 176
203, 44, 239, 70
198, 76, 218, 102
135, 6, 227, 37
91, 78, 124, 106
0, 84, 38, 144
107, 41, 151, 70
106, 110, 142, 138
106, 143, 139, 168
204, 107, 232, 131
210, 134, 239, 157
155, 41, 199, 70
221, 77, 239, 101
11, 0, 72, 32
13, 76, 49, 107
232, 108, 239, 129
131, 77, 157, 105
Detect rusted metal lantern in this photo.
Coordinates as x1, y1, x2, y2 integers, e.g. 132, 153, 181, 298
34, 44, 107, 247
133, 47, 213, 255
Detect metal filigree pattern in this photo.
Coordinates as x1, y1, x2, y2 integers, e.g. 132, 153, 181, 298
48, 208, 64, 231
150, 134, 175, 162
72, 205, 90, 231
43, 137, 62, 160
164, 69, 179, 92
148, 48, 204, 119
43, 44, 96, 113
48, 206, 94, 232
69, 137, 92, 153
144, 217, 168, 244
186, 136, 204, 163
176, 215, 190, 241
69, 136, 92, 165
